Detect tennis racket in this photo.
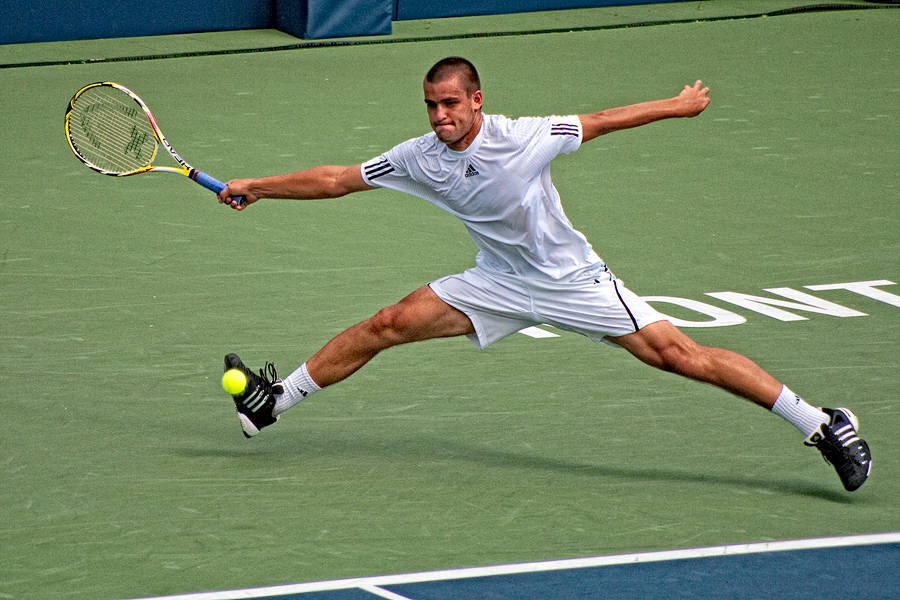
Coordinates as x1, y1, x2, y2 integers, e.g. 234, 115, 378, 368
65, 81, 242, 204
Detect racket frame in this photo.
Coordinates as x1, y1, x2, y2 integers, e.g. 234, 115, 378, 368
65, 81, 240, 201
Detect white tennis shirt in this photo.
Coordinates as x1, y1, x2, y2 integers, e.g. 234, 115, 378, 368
360, 113, 607, 281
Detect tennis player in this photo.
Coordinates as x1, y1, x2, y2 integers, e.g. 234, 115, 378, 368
218, 57, 870, 491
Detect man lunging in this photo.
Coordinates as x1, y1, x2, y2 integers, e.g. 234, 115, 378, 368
218, 57, 871, 492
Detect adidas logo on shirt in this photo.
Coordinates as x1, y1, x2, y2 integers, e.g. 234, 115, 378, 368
465, 163, 479, 178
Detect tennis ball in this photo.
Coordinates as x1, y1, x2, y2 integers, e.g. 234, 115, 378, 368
222, 369, 247, 396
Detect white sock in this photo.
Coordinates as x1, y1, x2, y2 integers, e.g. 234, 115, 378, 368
274, 362, 321, 416
770, 385, 829, 437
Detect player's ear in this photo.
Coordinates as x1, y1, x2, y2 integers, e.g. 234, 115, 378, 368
472, 89, 483, 110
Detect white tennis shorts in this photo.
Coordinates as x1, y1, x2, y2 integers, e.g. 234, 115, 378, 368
429, 267, 665, 349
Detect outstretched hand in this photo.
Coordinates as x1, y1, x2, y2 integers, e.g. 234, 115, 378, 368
676, 80, 711, 118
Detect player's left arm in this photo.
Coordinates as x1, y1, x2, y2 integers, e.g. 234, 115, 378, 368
219, 164, 372, 210
579, 80, 710, 142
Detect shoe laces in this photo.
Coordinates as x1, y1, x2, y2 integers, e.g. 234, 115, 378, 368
811, 418, 867, 467
257, 362, 279, 390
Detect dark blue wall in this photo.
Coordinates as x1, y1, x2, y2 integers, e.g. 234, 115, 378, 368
395, 0, 676, 20
1, 0, 679, 45
1, 0, 273, 44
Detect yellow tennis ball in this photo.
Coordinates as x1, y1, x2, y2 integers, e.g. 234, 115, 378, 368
222, 369, 247, 395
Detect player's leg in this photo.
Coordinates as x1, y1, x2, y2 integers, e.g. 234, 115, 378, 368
224, 285, 474, 437
607, 320, 871, 490
305, 284, 475, 387
606, 320, 781, 408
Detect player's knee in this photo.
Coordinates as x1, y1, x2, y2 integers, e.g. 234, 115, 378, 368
658, 341, 712, 378
366, 304, 413, 345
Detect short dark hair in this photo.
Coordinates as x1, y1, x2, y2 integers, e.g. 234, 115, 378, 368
425, 56, 481, 96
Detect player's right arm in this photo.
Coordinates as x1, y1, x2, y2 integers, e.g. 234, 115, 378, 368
218, 164, 373, 210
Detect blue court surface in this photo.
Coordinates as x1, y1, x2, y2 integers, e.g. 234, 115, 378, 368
131, 534, 900, 600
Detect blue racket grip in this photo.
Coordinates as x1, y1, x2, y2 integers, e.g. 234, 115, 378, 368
190, 170, 244, 205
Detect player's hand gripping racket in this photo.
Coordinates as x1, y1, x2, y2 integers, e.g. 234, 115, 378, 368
65, 81, 242, 204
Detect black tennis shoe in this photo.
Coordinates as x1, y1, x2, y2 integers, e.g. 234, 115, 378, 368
224, 353, 283, 438
804, 407, 871, 491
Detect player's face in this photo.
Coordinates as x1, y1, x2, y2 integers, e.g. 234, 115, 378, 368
424, 75, 483, 151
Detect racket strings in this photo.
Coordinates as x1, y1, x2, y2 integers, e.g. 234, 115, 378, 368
67, 86, 157, 174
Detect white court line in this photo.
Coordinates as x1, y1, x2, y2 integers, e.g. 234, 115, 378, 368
126, 532, 900, 600
517, 325, 560, 338
359, 584, 417, 600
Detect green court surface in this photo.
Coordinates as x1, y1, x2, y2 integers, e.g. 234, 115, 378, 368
1, 4, 898, 599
